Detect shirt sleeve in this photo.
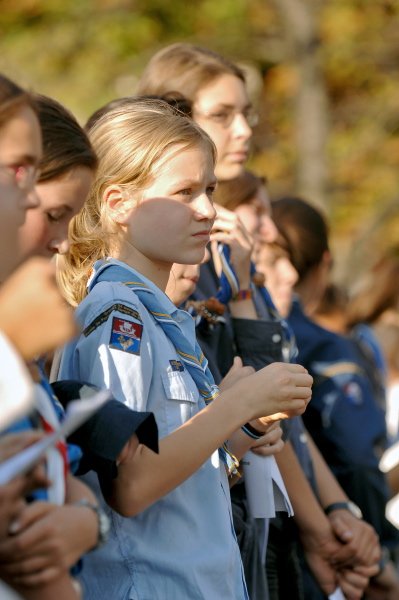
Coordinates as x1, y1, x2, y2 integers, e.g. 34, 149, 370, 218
62, 291, 153, 413
52, 379, 159, 494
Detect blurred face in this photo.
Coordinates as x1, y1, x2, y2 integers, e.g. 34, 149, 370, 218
193, 74, 252, 181
0, 105, 41, 280
255, 243, 298, 317
234, 186, 278, 243
121, 144, 216, 282
18, 166, 93, 259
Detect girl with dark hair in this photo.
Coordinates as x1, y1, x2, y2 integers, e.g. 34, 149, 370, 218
273, 196, 399, 598
18, 94, 97, 259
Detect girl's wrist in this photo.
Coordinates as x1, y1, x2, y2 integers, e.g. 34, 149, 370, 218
232, 288, 252, 302
237, 276, 251, 290
216, 387, 251, 431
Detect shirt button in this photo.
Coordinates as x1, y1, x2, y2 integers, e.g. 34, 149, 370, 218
272, 334, 281, 343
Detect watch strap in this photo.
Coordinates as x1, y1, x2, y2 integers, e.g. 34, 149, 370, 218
241, 422, 264, 440
74, 498, 110, 549
324, 501, 362, 519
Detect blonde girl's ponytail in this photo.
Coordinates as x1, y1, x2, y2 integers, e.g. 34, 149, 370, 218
57, 190, 113, 306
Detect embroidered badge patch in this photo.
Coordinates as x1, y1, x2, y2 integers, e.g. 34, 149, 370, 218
109, 317, 142, 355
169, 359, 184, 372
84, 304, 141, 337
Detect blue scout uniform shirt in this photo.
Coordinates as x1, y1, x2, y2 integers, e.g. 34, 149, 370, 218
289, 297, 387, 468
58, 258, 248, 600
288, 297, 399, 547
350, 322, 387, 411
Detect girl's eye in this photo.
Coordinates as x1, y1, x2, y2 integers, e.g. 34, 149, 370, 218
47, 211, 64, 223
175, 189, 192, 198
210, 111, 231, 125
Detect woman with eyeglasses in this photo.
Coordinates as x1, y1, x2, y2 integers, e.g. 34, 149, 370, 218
0, 76, 77, 362
0, 75, 86, 600
0, 75, 41, 281
0, 74, 84, 387
137, 43, 256, 184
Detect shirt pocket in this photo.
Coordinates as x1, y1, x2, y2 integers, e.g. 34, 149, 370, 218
161, 370, 199, 433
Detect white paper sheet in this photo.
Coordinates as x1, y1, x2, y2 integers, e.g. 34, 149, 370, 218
242, 452, 293, 519
328, 587, 345, 600
0, 332, 35, 431
0, 389, 111, 485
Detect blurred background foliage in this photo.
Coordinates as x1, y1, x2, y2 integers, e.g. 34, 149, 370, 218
1, 0, 399, 284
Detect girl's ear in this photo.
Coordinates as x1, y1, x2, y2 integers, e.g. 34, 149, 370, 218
103, 185, 136, 225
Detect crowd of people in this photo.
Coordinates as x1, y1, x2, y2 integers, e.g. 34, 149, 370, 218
0, 42, 398, 600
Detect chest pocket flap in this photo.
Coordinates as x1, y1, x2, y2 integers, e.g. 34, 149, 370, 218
161, 370, 199, 403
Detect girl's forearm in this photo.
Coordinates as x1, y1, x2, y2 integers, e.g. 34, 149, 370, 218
109, 390, 247, 516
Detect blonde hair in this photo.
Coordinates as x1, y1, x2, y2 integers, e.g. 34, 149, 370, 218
137, 43, 245, 102
59, 97, 216, 306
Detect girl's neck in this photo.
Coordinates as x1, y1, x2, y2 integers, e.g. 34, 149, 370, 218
295, 272, 325, 317
113, 241, 171, 292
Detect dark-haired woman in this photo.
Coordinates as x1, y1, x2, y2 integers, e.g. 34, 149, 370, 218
273, 196, 399, 597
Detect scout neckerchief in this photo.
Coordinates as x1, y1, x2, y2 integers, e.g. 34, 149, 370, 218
216, 243, 239, 304
213, 244, 297, 361
88, 259, 240, 475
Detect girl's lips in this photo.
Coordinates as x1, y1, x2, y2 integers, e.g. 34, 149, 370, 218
226, 150, 248, 162
192, 230, 211, 238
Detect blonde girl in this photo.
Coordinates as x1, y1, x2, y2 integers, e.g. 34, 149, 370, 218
58, 98, 311, 600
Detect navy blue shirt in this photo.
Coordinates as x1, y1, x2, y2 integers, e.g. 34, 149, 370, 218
289, 297, 398, 546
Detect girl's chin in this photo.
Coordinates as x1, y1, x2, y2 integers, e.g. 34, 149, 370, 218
215, 164, 245, 181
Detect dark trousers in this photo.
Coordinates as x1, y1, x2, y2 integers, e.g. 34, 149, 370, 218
266, 514, 304, 600
231, 482, 269, 600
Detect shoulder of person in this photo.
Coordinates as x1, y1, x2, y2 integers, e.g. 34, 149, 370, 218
77, 282, 145, 327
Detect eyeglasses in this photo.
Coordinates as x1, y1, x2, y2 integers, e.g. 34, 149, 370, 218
193, 106, 259, 129
0, 163, 39, 191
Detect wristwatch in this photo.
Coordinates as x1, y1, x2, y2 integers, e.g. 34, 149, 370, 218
74, 498, 110, 549
324, 501, 363, 520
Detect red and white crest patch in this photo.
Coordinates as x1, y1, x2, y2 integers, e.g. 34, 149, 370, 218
109, 317, 143, 354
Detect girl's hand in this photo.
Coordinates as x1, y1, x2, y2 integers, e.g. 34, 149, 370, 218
218, 356, 254, 393
0, 257, 77, 360
0, 501, 98, 587
0, 431, 45, 462
337, 565, 375, 600
237, 362, 313, 423
211, 204, 254, 288
249, 421, 284, 457
0, 433, 49, 540
327, 509, 381, 568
